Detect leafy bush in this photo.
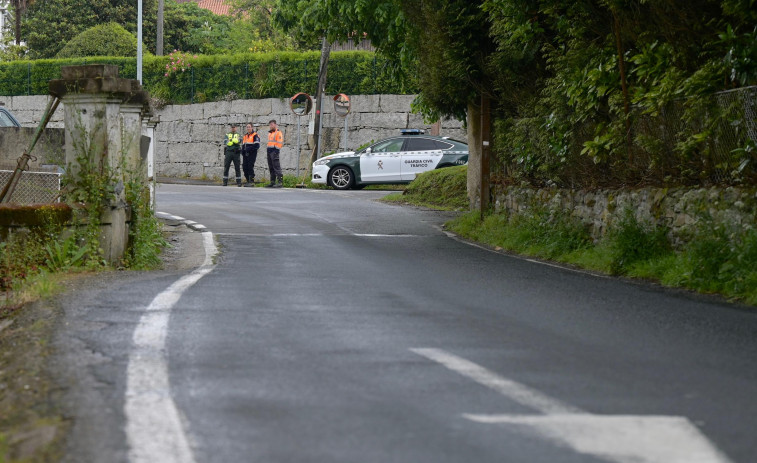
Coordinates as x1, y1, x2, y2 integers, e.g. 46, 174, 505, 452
604, 210, 672, 275
675, 221, 757, 301
56, 23, 144, 59
0, 51, 415, 103
390, 165, 469, 210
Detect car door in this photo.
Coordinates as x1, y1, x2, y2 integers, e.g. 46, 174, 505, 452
359, 138, 405, 182
400, 137, 447, 181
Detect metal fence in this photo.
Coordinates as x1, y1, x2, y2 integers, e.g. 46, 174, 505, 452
0, 55, 414, 103
0, 168, 62, 205
632, 86, 757, 185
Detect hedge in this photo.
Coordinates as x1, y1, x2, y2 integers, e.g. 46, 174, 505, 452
0, 51, 417, 102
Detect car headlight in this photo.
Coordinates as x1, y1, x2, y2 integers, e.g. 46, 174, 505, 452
314, 159, 330, 166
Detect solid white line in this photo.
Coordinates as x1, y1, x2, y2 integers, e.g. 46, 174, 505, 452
410, 348, 582, 415
125, 231, 217, 463
213, 233, 422, 238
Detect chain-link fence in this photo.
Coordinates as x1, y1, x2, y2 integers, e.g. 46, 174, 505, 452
0, 168, 62, 205
632, 86, 757, 185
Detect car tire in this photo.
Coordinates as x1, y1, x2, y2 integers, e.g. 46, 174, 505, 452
329, 166, 355, 190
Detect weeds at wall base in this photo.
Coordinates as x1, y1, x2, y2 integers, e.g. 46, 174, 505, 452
447, 210, 757, 306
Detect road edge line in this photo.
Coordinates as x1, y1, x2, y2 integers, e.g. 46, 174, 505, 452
125, 222, 217, 463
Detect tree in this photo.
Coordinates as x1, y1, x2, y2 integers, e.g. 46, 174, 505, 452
55, 22, 142, 58
22, 0, 142, 58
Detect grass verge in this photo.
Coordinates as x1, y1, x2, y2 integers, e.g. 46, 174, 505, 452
381, 165, 468, 210
447, 209, 757, 306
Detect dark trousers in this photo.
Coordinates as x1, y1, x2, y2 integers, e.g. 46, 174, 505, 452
242, 147, 258, 182
223, 150, 241, 183
267, 148, 283, 182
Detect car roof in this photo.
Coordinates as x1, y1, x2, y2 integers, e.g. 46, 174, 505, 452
0, 107, 20, 127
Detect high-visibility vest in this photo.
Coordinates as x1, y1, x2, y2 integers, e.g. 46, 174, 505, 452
267, 130, 283, 149
243, 132, 259, 145
226, 133, 240, 147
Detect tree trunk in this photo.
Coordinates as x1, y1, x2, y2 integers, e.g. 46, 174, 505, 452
311, 36, 331, 165
13, 0, 22, 45
466, 100, 483, 210
613, 8, 632, 161
157, 0, 164, 55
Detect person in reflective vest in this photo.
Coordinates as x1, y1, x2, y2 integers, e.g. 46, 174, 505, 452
266, 119, 284, 188
242, 123, 260, 187
223, 124, 242, 187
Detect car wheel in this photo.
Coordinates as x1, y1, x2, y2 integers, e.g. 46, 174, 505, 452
329, 166, 355, 190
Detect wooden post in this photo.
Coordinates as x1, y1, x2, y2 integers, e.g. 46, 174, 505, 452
312, 36, 331, 164
480, 94, 491, 220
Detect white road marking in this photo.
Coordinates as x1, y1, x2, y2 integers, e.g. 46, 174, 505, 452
125, 231, 218, 463
214, 232, 422, 238
410, 348, 581, 415
412, 348, 733, 463
464, 414, 733, 463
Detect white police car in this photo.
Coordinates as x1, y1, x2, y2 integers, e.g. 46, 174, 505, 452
311, 130, 469, 190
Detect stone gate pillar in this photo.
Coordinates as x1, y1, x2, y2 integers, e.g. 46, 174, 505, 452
49, 65, 151, 263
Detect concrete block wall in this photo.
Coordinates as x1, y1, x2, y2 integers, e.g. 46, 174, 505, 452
0, 95, 65, 129
152, 94, 466, 180
3, 94, 466, 180
0, 127, 65, 170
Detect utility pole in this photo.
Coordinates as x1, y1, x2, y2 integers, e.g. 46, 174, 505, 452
156, 0, 164, 55
137, 0, 143, 83
311, 36, 331, 163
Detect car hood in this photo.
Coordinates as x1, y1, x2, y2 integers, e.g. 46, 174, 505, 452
320, 151, 357, 160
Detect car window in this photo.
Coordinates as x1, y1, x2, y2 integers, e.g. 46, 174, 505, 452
404, 137, 441, 151
0, 111, 15, 127
371, 138, 405, 153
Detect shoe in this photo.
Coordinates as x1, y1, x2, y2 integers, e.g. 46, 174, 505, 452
265, 183, 275, 188
272, 183, 283, 189
237, 183, 243, 187
244, 182, 255, 188
222, 181, 228, 186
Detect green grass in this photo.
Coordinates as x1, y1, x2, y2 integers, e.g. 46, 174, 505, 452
380, 165, 468, 210
447, 210, 757, 306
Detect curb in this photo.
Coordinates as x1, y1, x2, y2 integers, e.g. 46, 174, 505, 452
155, 211, 208, 232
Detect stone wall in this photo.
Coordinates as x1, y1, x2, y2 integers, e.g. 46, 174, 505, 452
494, 185, 757, 241
0, 127, 65, 170
151, 94, 466, 179
3, 94, 466, 180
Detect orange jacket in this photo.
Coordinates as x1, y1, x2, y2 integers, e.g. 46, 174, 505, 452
243, 132, 260, 145
267, 130, 283, 149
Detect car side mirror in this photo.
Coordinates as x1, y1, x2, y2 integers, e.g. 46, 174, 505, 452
365, 147, 372, 154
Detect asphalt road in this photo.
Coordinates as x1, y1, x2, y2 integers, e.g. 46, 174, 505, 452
57, 184, 757, 463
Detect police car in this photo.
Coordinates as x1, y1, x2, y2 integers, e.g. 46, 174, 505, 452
311, 130, 468, 190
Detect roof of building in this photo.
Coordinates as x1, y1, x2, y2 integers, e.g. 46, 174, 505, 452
197, 0, 232, 16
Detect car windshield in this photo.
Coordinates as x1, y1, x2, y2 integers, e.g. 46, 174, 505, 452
0, 111, 16, 127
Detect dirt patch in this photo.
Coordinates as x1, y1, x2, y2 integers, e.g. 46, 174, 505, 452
0, 222, 203, 462
0, 295, 67, 463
